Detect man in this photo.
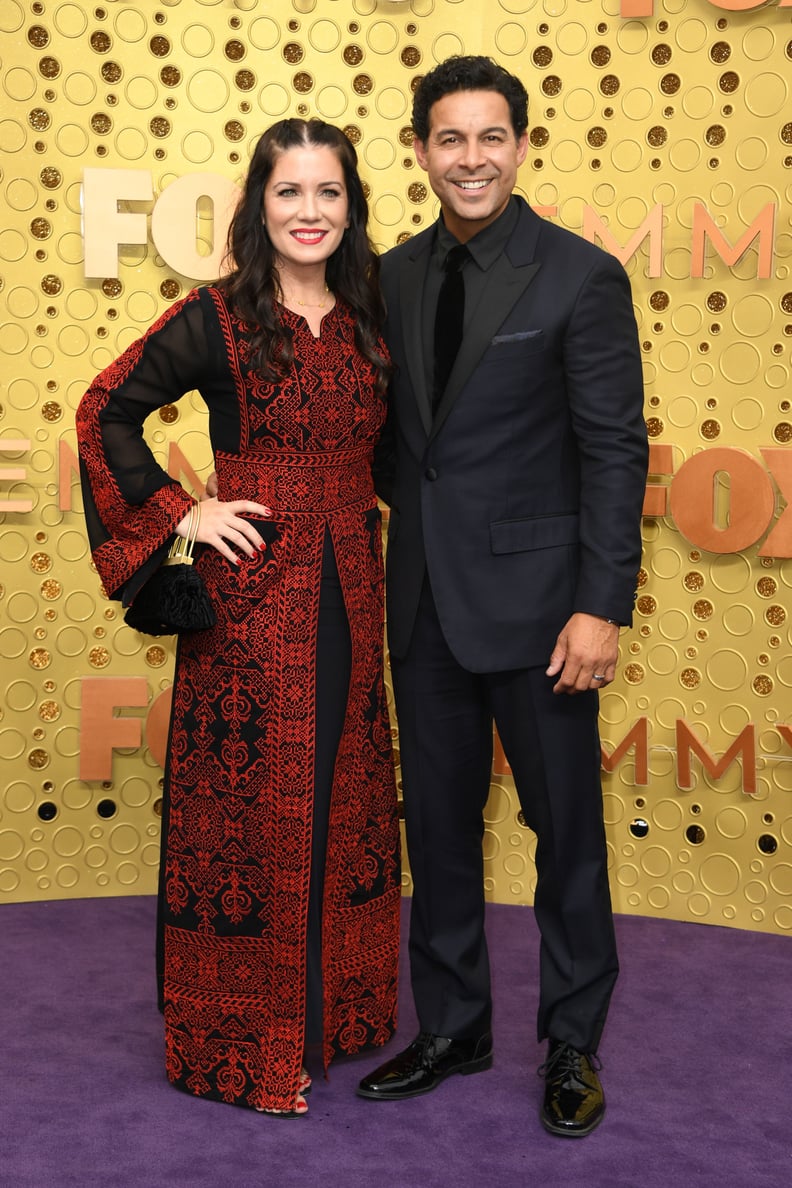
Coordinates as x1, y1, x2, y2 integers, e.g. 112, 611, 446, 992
358, 56, 648, 1137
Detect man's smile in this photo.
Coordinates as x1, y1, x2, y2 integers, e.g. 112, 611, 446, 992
451, 179, 494, 190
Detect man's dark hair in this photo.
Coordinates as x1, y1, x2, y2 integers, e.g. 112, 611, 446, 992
412, 55, 529, 142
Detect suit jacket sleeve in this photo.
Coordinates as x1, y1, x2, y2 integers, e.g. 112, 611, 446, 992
564, 252, 648, 625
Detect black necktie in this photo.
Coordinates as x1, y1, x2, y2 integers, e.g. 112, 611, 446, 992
433, 244, 469, 415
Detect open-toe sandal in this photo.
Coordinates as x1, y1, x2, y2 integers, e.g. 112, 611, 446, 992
256, 1092, 308, 1119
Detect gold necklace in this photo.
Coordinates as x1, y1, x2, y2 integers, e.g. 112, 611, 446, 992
288, 284, 331, 309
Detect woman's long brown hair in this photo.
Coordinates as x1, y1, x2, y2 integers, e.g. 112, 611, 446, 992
217, 118, 389, 393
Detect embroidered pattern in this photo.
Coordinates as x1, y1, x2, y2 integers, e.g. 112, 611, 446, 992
78, 289, 400, 1112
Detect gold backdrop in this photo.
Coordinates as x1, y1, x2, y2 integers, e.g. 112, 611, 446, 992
1, 0, 791, 935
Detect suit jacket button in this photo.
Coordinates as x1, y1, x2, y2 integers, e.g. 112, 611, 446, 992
425, 467, 438, 481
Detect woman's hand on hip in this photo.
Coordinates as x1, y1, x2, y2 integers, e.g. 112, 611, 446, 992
175, 498, 272, 564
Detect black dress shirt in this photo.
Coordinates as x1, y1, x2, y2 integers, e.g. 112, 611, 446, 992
421, 196, 521, 400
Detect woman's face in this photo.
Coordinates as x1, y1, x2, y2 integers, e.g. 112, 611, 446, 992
262, 144, 350, 275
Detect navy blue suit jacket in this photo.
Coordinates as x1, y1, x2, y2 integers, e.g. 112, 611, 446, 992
374, 197, 649, 673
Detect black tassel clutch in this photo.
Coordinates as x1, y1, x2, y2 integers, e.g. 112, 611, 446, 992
124, 503, 216, 636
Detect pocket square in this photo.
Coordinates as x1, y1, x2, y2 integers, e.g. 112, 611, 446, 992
491, 330, 544, 345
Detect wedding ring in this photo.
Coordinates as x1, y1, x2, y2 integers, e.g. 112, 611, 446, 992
593, 673, 606, 681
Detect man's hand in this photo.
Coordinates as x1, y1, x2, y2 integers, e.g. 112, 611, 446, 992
546, 613, 620, 695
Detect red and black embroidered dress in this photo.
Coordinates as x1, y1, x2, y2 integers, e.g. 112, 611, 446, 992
77, 286, 401, 1112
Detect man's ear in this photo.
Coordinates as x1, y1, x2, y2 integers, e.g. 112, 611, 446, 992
413, 137, 429, 170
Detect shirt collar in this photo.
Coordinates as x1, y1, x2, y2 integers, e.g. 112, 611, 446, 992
435, 196, 519, 271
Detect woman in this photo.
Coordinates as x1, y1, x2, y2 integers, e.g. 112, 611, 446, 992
77, 119, 400, 1116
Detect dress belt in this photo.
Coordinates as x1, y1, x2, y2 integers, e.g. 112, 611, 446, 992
215, 445, 375, 514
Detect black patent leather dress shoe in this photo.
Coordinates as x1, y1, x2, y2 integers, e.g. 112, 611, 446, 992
357, 1031, 493, 1100
539, 1040, 605, 1137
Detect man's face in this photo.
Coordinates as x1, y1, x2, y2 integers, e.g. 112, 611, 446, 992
414, 89, 528, 243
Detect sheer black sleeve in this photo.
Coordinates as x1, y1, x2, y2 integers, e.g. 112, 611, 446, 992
76, 289, 210, 600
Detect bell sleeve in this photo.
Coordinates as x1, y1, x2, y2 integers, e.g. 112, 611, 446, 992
76, 288, 209, 603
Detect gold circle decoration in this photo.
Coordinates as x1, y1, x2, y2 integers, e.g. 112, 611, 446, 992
181, 23, 215, 59
181, 131, 213, 165
63, 72, 97, 106
373, 193, 405, 227
0, 1, 24, 34
432, 33, 464, 61
309, 20, 342, 53
744, 71, 787, 118
363, 137, 396, 170
259, 84, 290, 116
248, 17, 281, 52
365, 20, 398, 56
186, 69, 230, 113
112, 7, 146, 42
316, 87, 347, 120
494, 22, 527, 57
124, 75, 159, 111
113, 127, 148, 160
53, 5, 88, 38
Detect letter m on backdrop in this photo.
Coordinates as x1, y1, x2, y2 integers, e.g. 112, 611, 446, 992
676, 721, 757, 796
583, 204, 663, 277
691, 204, 775, 279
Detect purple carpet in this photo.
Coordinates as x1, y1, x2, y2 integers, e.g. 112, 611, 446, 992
2, 896, 789, 1187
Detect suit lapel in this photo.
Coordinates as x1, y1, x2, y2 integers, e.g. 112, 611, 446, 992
430, 249, 541, 439
434, 199, 546, 441
396, 200, 546, 440
398, 232, 434, 435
